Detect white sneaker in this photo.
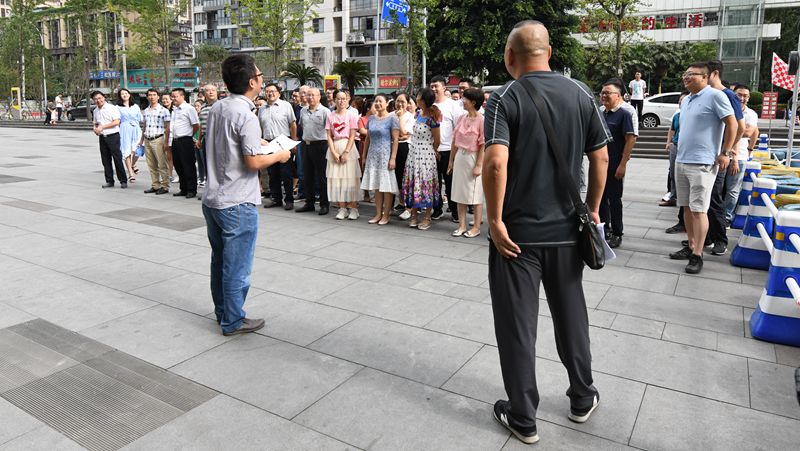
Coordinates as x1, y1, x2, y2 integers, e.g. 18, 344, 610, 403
348, 208, 360, 220
198, 180, 206, 187
399, 210, 411, 220
170, 176, 179, 183
335, 208, 348, 220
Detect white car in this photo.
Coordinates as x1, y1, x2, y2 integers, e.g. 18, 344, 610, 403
640, 92, 682, 128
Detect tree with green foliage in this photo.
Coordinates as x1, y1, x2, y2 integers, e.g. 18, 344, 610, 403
383, 0, 436, 90
193, 44, 230, 84
234, 0, 322, 78
64, 0, 113, 112
427, 0, 583, 84
333, 59, 372, 91
578, 0, 648, 78
0, 0, 46, 102
283, 61, 323, 87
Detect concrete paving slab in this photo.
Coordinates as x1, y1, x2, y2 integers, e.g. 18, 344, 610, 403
68, 257, 188, 292
122, 395, 352, 451
310, 315, 481, 387
610, 314, 665, 339
661, 323, 718, 350
0, 398, 42, 445
249, 258, 356, 301
386, 253, 488, 286
0, 304, 35, 329
716, 333, 776, 362
295, 368, 509, 450
673, 274, 762, 308
630, 386, 800, 451
81, 305, 230, 368
748, 359, 800, 420
0, 425, 82, 451
171, 333, 362, 419
425, 300, 497, 346
502, 420, 634, 450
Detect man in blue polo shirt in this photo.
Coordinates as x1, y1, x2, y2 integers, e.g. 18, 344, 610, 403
669, 62, 738, 274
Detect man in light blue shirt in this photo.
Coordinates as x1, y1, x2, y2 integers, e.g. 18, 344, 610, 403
670, 62, 737, 275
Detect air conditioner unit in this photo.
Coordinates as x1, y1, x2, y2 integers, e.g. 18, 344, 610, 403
346, 32, 365, 45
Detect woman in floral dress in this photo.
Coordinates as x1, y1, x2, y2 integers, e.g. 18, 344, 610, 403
360, 94, 400, 225
402, 88, 441, 231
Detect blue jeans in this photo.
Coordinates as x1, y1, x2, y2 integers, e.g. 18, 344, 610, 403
724, 159, 747, 223
203, 203, 258, 333
295, 144, 305, 198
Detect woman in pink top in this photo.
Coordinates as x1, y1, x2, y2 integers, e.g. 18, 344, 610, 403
447, 88, 485, 238
326, 90, 362, 220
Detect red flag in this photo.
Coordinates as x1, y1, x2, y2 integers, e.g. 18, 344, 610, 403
772, 53, 795, 91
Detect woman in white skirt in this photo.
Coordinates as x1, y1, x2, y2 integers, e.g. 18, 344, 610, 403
326, 90, 362, 220
360, 94, 400, 225
447, 88, 485, 238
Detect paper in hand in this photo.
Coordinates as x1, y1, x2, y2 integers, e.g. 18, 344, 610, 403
259, 134, 300, 155
595, 222, 616, 261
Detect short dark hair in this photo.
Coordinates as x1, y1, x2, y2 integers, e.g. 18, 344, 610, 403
458, 78, 474, 87
416, 87, 436, 108
602, 79, 625, 94
430, 75, 447, 86
374, 93, 389, 102
734, 84, 751, 92
265, 82, 281, 93
222, 54, 257, 95
146, 88, 159, 96
706, 59, 723, 77
395, 92, 410, 104
462, 87, 484, 110
688, 62, 709, 75
90, 90, 104, 99
171, 88, 186, 98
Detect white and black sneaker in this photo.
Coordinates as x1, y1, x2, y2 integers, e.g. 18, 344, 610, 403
493, 400, 539, 444
568, 394, 600, 423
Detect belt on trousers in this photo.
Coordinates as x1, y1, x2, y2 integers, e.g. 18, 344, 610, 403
174, 136, 193, 141
145, 134, 164, 141
100, 132, 119, 138
304, 140, 326, 145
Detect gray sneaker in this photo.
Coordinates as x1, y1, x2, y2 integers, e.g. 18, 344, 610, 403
222, 318, 265, 336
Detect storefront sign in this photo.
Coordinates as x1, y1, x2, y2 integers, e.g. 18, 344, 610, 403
378, 76, 404, 89
125, 67, 200, 91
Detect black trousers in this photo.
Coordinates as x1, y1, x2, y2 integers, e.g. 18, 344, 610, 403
395, 142, 409, 203
172, 136, 197, 194
707, 166, 728, 246
489, 244, 597, 431
630, 99, 643, 123
269, 159, 294, 204
435, 150, 455, 212
600, 160, 624, 236
98, 133, 127, 184
303, 141, 328, 208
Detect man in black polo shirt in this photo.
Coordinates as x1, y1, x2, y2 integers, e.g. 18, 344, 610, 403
599, 79, 637, 248
483, 20, 610, 445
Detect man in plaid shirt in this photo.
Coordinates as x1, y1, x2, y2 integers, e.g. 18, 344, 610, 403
139, 88, 171, 194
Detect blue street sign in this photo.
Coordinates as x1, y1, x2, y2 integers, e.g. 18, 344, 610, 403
382, 0, 409, 27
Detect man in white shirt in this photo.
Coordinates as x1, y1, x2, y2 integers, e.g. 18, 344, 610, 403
430, 75, 464, 221
259, 82, 298, 209
168, 88, 200, 198
725, 84, 760, 222
55, 93, 64, 122
91, 91, 127, 188
627, 71, 647, 124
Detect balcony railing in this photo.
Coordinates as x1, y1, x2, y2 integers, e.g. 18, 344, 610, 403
204, 0, 229, 10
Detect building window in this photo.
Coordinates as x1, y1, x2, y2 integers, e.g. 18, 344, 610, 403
350, 0, 376, 10
311, 47, 324, 65
313, 18, 324, 33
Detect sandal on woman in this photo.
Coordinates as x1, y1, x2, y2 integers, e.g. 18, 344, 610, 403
368, 216, 381, 224
464, 229, 481, 238
452, 229, 466, 237
409, 218, 419, 228
128, 176, 136, 183
133, 167, 140, 175
418, 219, 432, 230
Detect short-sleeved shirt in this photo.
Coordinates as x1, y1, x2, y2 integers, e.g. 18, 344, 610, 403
677, 86, 735, 165
603, 105, 636, 161
452, 113, 485, 152
736, 106, 759, 159
434, 98, 464, 152
258, 98, 296, 140
670, 111, 680, 145
170, 102, 199, 142
326, 110, 358, 140
142, 104, 170, 139
300, 105, 330, 141
202, 94, 263, 209
93, 103, 121, 136
629, 79, 646, 100
484, 71, 610, 246
198, 101, 216, 136
397, 111, 415, 143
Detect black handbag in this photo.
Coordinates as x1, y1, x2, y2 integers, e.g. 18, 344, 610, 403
517, 76, 606, 270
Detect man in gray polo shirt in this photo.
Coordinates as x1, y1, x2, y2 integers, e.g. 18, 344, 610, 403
259, 82, 298, 210
669, 61, 737, 274
202, 54, 291, 336
297, 88, 330, 215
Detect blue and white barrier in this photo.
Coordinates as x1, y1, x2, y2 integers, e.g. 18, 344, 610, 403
730, 177, 777, 270
732, 161, 762, 229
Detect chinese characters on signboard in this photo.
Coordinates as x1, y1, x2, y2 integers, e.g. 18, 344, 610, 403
581, 13, 711, 32
762, 91, 778, 120
124, 67, 200, 90
378, 76, 405, 89
89, 70, 120, 80
687, 13, 704, 28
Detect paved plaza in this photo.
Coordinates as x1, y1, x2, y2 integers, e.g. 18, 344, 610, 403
1, 126, 799, 450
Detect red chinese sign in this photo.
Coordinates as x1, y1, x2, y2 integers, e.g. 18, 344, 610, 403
379, 76, 404, 89
687, 13, 704, 28
641, 16, 655, 30
664, 16, 677, 29
762, 91, 778, 120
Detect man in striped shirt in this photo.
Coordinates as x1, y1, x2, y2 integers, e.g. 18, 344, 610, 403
197, 84, 218, 189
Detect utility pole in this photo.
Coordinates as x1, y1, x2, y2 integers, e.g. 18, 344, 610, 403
374, 8, 380, 95
120, 17, 128, 89
787, 32, 800, 165
41, 32, 47, 112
